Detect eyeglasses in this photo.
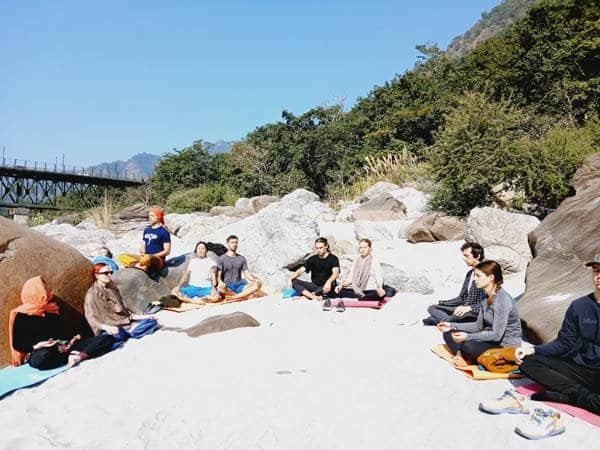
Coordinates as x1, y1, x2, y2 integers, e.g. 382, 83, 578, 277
97, 271, 113, 276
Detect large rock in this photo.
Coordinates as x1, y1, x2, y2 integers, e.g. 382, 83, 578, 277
0, 218, 94, 367
209, 206, 252, 218
116, 203, 149, 221
381, 264, 434, 295
352, 194, 407, 221
34, 222, 116, 258
189, 189, 335, 293
359, 182, 429, 216
251, 195, 279, 212
406, 212, 465, 243
465, 207, 540, 273
519, 153, 600, 343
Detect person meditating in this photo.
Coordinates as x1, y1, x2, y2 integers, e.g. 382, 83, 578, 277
512, 255, 600, 414
117, 206, 171, 275
173, 241, 221, 304
437, 260, 522, 367
335, 238, 386, 300
9, 276, 115, 369
84, 263, 158, 339
216, 235, 262, 301
423, 242, 486, 325
288, 237, 340, 301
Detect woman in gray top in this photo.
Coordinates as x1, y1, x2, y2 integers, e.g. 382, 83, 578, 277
437, 260, 522, 366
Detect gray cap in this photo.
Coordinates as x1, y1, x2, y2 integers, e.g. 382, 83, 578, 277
585, 254, 600, 267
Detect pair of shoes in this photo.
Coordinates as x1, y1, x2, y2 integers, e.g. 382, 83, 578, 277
322, 299, 332, 311
336, 300, 345, 313
515, 408, 565, 440
479, 389, 530, 414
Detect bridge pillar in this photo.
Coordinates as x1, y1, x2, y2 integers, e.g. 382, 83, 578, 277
9, 207, 30, 225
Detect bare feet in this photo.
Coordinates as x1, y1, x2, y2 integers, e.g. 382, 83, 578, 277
451, 354, 469, 368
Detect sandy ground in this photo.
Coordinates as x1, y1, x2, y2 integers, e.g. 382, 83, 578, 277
1, 279, 598, 449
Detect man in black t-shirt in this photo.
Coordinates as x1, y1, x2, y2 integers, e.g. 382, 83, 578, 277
289, 237, 340, 300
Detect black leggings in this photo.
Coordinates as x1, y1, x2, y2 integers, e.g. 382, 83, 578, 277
443, 331, 500, 363
292, 279, 336, 297
520, 354, 600, 414
28, 334, 116, 370
337, 288, 384, 300
427, 304, 478, 324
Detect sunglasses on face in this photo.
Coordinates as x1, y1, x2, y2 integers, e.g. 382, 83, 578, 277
97, 271, 113, 276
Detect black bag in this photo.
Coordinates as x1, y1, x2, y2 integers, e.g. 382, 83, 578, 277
383, 284, 397, 298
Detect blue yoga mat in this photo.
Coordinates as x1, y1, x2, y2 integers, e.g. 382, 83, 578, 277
0, 364, 69, 399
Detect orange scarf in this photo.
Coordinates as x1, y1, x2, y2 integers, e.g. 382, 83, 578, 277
150, 206, 165, 224
8, 276, 60, 366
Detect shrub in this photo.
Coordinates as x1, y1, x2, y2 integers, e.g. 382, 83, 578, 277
166, 184, 238, 213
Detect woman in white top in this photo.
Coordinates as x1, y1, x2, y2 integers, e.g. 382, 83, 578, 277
173, 241, 221, 303
335, 238, 386, 299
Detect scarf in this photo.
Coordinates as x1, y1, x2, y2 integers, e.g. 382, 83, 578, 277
9, 276, 60, 366
352, 254, 373, 296
150, 206, 165, 224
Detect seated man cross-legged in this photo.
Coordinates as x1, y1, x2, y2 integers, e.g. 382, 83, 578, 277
217, 235, 262, 301
423, 242, 486, 326
289, 237, 340, 301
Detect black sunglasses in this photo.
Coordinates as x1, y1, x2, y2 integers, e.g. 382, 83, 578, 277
97, 270, 113, 275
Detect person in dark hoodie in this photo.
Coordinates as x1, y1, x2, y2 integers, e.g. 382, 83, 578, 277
514, 255, 600, 414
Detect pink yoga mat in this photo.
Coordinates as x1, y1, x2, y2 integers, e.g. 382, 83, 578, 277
329, 298, 389, 309
516, 383, 600, 428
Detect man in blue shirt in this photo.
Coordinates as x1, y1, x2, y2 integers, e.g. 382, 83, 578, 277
516, 254, 600, 414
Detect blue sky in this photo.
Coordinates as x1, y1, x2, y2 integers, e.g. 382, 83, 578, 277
0, 0, 501, 166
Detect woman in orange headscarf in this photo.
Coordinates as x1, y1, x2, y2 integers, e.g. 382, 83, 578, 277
9, 276, 115, 369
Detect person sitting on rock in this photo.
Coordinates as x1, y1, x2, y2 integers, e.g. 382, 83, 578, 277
92, 246, 119, 273
117, 206, 171, 275
84, 263, 158, 341
9, 276, 116, 369
172, 241, 221, 304
216, 235, 262, 301
509, 255, 600, 414
437, 260, 522, 367
289, 237, 340, 301
334, 238, 386, 300
423, 242, 486, 326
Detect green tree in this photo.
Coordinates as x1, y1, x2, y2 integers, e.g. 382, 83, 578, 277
151, 140, 213, 200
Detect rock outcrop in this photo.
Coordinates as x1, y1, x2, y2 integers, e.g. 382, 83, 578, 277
0, 218, 94, 367
519, 153, 600, 343
406, 212, 465, 243
465, 207, 539, 273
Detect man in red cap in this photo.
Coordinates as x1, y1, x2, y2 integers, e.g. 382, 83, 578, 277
117, 206, 171, 275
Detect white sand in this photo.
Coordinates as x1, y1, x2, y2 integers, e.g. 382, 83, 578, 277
1, 284, 598, 449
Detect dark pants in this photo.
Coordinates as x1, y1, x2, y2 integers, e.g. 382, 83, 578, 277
520, 354, 600, 414
337, 288, 384, 300
426, 304, 478, 325
28, 334, 116, 370
443, 331, 500, 363
292, 279, 335, 297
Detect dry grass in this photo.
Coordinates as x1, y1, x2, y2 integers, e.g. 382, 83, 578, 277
327, 149, 434, 208
87, 190, 116, 228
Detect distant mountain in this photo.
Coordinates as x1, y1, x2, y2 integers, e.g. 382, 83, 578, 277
446, 0, 538, 57
88, 141, 235, 180
206, 140, 234, 154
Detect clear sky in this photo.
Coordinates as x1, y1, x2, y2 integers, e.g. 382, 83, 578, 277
0, 0, 501, 166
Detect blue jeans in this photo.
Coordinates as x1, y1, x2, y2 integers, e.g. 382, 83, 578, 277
226, 280, 248, 294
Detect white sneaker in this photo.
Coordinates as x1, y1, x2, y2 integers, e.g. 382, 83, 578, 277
515, 408, 565, 440
479, 389, 530, 414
